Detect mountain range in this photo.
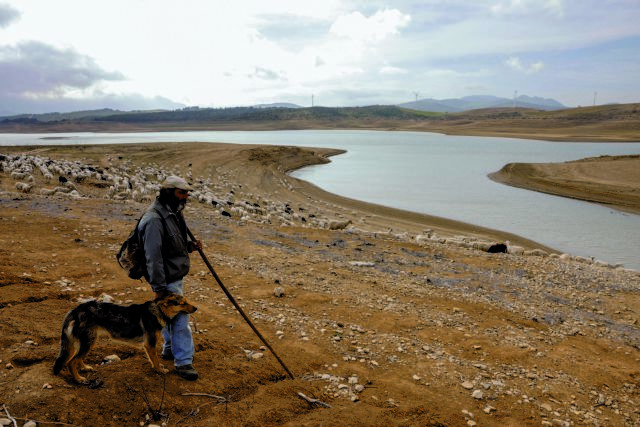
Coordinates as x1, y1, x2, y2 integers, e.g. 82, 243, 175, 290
398, 95, 566, 112
0, 94, 569, 121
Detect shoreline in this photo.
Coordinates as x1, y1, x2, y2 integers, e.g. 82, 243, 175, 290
489, 155, 640, 215
0, 141, 556, 253
1, 119, 640, 142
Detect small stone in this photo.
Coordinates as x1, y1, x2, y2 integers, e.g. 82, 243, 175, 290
541, 403, 553, 411
5, 363, 13, 370
467, 421, 477, 427
101, 354, 121, 365
43, 383, 53, 389
413, 374, 422, 381
0, 419, 12, 426
274, 286, 285, 297
472, 390, 484, 399
24, 421, 37, 427
461, 381, 474, 390
483, 405, 495, 414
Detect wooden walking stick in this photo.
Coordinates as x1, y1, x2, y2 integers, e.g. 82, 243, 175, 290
187, 227, 295, 380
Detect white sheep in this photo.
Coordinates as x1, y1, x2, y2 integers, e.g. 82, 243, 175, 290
15, 182, 33, 193
328, 219, 352, 230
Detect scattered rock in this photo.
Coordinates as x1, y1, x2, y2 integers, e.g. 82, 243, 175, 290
472, 390, 484, 399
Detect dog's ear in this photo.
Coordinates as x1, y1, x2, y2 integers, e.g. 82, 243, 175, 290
153, 290, 172, 301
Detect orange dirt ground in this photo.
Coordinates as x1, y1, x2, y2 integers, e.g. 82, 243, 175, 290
0, 143, 639, 427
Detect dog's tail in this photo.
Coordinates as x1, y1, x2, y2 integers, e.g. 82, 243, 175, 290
52, 312, 75, 375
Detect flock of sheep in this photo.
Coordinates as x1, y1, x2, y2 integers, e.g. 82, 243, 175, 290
2, 151, 626, 269
0, 152, 353, 230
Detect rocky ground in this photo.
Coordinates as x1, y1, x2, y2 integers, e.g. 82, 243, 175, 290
0, 143, 639, 427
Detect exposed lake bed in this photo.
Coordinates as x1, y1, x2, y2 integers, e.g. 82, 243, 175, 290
2, 130, 640, 269
1, 141, 639, 426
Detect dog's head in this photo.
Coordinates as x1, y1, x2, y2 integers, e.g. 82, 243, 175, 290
156, 293, 198, 319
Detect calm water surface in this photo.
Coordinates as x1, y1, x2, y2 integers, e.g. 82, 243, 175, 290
1, 130, 639, 270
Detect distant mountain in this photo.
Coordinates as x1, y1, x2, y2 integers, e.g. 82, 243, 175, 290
252, 103, 302, 109
399, 95, 566, 112
0, 108, 167, 122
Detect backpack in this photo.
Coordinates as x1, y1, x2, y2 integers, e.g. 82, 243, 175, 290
116, 208, 164, 280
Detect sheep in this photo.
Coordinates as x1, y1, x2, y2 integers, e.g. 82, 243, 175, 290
328, 219, 352, 230
487, 243, 508, 253
15, 182, 33, 193
40, 188, 58, 196
11, 171, 29, 180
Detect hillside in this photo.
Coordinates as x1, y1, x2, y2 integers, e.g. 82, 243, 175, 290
1, 103, 639, 142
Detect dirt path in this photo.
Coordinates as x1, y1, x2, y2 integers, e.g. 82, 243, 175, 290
1, 143, 639, 427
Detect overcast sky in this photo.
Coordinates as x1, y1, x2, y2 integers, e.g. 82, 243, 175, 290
1, 0, 639, 114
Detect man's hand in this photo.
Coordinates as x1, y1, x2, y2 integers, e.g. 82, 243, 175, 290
188, 240, 203, 252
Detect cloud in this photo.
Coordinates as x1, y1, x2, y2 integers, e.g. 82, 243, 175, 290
249, 66, 286, 81
379, 65, 407, 75
329, 9, 411, 43
505, 56, 545, 73
0, 92, 183, 116
0, 41, 124, 97
491, 0, 565, 18
0, 40, 183, 115
0, 2, 19, 28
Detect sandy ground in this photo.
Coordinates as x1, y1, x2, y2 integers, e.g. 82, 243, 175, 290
1, 142, 639, 427
489, 155, 640, 215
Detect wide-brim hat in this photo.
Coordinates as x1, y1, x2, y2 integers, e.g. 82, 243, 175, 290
161, 176, 193, 191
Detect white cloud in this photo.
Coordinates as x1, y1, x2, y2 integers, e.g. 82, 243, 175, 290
491, 0, 565, 17
329, 9, 411, 43
379, 65, 407, 75
505, 56, 545, 73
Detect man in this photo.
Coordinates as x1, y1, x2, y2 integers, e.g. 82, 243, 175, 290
138, 175, 202, 381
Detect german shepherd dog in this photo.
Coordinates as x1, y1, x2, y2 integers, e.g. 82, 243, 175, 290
53, 293, 197, 382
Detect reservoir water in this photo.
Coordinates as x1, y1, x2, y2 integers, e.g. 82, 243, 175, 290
1, 130, 639, 270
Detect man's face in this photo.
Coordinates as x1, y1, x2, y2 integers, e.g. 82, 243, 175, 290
173, 188, 191, 210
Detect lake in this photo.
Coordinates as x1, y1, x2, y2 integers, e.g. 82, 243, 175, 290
1, 130, 639, 270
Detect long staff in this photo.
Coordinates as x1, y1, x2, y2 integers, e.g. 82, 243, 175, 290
187, 227, 295, 380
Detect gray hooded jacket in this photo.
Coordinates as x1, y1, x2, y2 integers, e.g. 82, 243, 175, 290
138, 200, 191, 292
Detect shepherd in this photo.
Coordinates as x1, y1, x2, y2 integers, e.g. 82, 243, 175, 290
138, 175, 203, 381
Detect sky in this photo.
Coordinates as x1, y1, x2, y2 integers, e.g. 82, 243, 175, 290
1, 0, 639, 115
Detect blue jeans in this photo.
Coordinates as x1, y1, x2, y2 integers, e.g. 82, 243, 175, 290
162, 280, 195, 367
